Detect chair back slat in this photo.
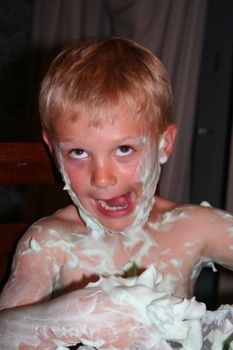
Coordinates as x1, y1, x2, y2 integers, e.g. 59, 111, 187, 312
0, 223, 28, 285
0, 142, 56, 288
0, 143, 55, 184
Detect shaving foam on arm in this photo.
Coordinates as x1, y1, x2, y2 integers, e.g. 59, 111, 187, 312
0, 265, 206, 350
198, 206, 233, 271
0, 224, 61, 310
0, 282, 155, 350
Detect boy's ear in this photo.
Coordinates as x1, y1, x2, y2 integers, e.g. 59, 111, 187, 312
42, 130, 54, 155
159, 123, 177, 164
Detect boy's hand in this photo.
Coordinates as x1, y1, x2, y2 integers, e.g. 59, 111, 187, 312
0, 265, 205, 350
0, 285, 159, 350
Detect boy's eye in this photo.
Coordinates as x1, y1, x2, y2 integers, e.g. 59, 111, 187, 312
69, 149, 88, 159
116, 145, 134, 156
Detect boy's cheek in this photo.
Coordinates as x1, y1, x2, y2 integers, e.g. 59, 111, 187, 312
133, 181, 144, 198
63, 166, 86, 188
135, 146, 158, 179
64, 159, 88, 173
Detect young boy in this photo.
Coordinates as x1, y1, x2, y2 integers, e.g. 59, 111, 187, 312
0, 36, 232, 350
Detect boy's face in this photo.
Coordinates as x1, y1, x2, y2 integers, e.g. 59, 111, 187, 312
44, 107, 175, 232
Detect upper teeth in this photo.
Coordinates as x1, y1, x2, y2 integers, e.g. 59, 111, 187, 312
98, 200, 128, 211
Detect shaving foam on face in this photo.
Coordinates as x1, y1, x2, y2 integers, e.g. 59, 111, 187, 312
123, 135, 165, 232
55, 134, 166, 235
56, 145, 107, 233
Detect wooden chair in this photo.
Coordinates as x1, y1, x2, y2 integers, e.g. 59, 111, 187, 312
0, 142, 56, 288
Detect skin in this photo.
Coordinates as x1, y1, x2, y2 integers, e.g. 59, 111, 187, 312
0, 109, 233, 349
44, 106, 173, 232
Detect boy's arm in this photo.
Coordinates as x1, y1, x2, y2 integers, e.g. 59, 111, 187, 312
0, 266, 206, 350
199, 206, 233, 269
0, 224, 154, 349
0, 284, 153, 350
0, 225, 60, 310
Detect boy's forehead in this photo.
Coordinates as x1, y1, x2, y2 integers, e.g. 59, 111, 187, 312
49, 105, 159, 144
87, 110, 149, 129
65, 102, 158, 134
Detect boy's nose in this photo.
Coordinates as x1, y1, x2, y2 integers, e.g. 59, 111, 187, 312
91, 161, 117, 188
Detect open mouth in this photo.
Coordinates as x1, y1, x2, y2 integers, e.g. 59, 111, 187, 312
95, 192, 134, 217
97, 198, 129, 211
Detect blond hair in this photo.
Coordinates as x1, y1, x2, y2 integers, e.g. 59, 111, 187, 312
39, 36, 172, 132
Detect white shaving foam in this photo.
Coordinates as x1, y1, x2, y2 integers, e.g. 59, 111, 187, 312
54, 134, 166, 235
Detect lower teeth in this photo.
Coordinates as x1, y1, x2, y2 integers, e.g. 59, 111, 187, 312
98, 200, 128, 211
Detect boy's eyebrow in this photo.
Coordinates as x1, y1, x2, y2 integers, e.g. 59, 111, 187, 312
58, 135, 149, 147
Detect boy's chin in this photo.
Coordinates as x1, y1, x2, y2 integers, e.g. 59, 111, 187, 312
98, 215, 135, 233
76, 199, 137, 232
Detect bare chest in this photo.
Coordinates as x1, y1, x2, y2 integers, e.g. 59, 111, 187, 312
58, 227, 201, 297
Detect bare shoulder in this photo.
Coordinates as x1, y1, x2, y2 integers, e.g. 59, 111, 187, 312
152, 198, 233, 264
156, 195, 233, 221
51, 203, 83, 224
155, 195, 177, 213
176, 201, 233, 224
20, 204, 86, 244
154, 196, 233, 236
